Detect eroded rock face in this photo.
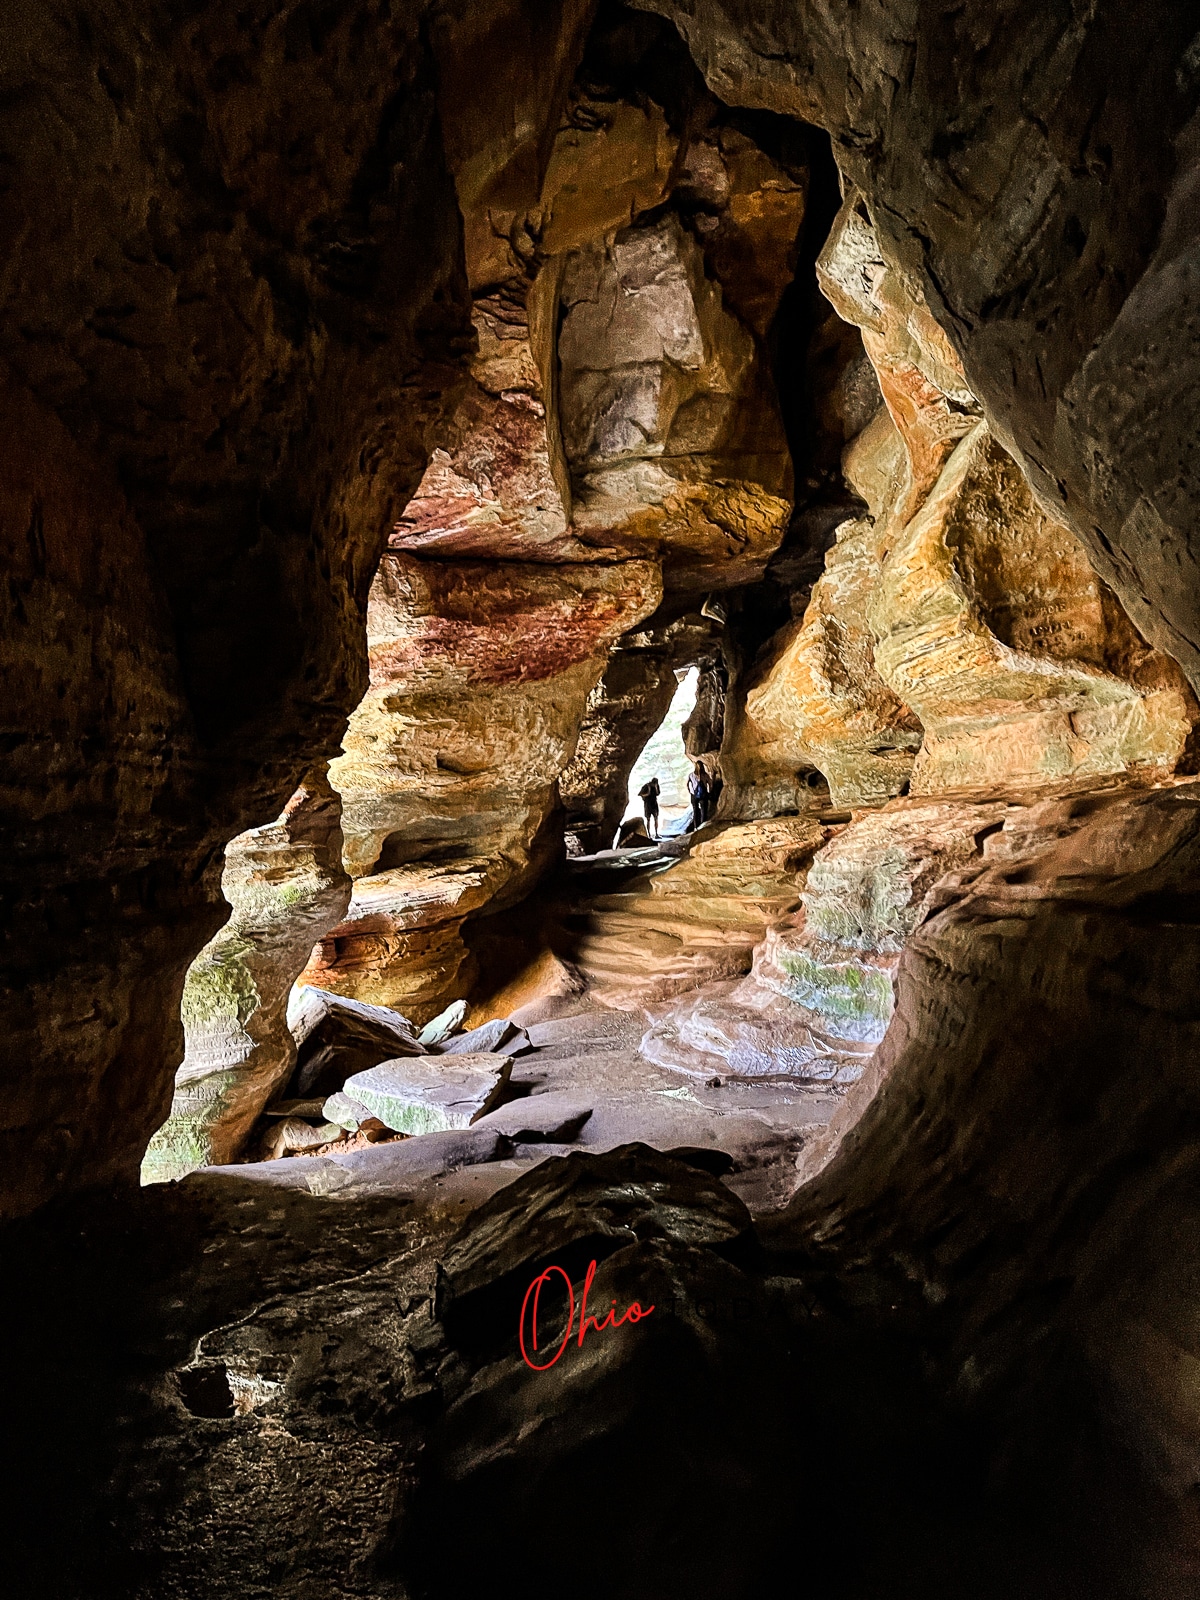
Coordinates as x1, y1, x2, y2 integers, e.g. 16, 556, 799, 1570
874, 422, 1198, 792
141, 770, 351, 1182
725, 189, 1197, 808
768, 780, 1200, 1591
724, 408, 923, 808
641, 797, 1004, 1079
307, 55, 813, 1016
563, 814, 825, 1008
560, 213, 792, 589
634, 0, 1200, 694
310, 552, 660, 1018
0, 0, 610, 1216
559, 611, 724, 850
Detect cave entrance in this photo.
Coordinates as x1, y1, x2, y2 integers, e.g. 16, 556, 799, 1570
620, 665, 700, 842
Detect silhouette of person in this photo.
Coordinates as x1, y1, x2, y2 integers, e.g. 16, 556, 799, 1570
686, 761, 709, 832
638, 775, 661, 840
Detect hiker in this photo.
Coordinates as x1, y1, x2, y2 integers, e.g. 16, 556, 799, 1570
638, 775, 661, 840
686, 761, 709, 832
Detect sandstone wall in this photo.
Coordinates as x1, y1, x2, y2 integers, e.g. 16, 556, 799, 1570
0, 0, 486, 1216
723, 190, 1197, 809
308, 55, 813, 1016
306, 553, 660, 1019
635, 0, 1200, 693
141, 769, 351, 1181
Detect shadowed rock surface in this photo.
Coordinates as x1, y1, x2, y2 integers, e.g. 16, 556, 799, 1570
6, 3, 1200, 1597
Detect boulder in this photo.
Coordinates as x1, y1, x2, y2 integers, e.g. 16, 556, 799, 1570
340, 1054, 515, 1135
435, 1142, 753, 1357
286, 986, 425, 1101
471, 1095, 593, 1143
260, 1119, 346, 1162
320, 1092, 374, 1134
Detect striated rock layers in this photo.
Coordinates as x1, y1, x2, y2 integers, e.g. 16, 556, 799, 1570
767, 780, 1200, 1593
724, 190, 1197, 809
141, 770, 351, 1183
561, 814, 827, 1008
309, 57, 812, 1018
636, 0, 1200, 697
306, 553, 661, 1019
641, 798, 1006, 1081
0, 0, 617, 1216
723, 407, 922, 809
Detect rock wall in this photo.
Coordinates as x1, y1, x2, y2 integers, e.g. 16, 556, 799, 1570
307, 44, 815, 1015
142, 769, 351, 1182
558, 213, 792, 590
0, 0, 487, 1217
634, 0, 1200, 692
769, 780, 1200, 1591
721, 407, 923, 808
559, 611, 724, 850
641, 797, 1006, 1079
723, 190, 1197, 809
306, 553, 660, 1019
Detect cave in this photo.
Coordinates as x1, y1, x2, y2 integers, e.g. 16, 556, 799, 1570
4, 2, 1200, 1596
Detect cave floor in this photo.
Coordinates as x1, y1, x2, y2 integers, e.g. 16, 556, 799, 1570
221, 997, 842, 1217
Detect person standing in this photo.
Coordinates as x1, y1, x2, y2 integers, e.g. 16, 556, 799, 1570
638, 775, 661, 840
686, 761, 709, 832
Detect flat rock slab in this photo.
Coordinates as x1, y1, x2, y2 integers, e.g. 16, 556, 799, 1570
472, 1093, 593, 1143
198, 1125, 513, 1198
435, 1018, 532, 1056
342, 1054, 514, 1134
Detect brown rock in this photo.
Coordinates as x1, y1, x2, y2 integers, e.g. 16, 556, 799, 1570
872, 424, 1199, 793
559, 612, 724, 851
559, 214, 792, 591
563, 816, 824, 1010
641, 798, 1006, 1081
721, 408, 922, 809
309, 553, 661, 1017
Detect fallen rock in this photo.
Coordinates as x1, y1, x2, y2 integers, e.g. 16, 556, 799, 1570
260, 1119, 346, 1162
435, 1143, 753, 1342
286, 986, 425, 1100
435, 1017, 531, 1056
341, 1054, 514, 1135
472, 1094, 593, 1143
320, 1091, 374, 1132
200, 1125, 510, 1198
261, 1098, 328, 1120
417, 1000, 468, 1046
